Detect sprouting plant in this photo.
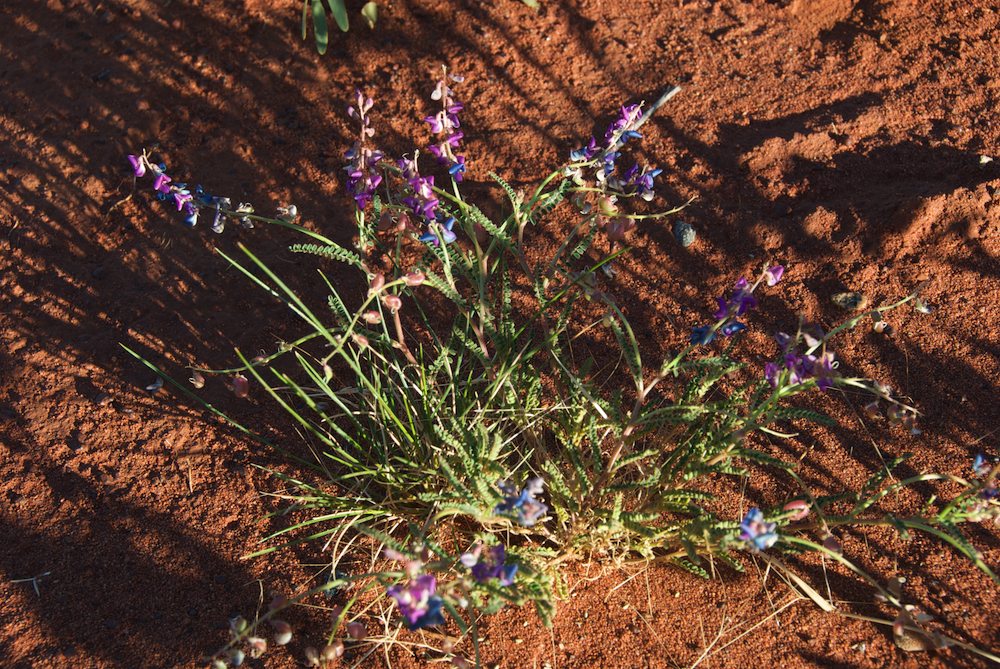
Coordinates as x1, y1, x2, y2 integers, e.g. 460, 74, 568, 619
126, 72, 997, 667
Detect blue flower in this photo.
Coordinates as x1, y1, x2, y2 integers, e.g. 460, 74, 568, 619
419, 216, 457, 246
690, 325, 715, 345
720, 321, 746, 337
739, 507, 778, 551
494, 477, 548, 527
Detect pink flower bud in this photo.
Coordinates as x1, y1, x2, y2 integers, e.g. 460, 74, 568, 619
368, 272, 385, 295
269, 593, 288, 610
189, 370, 205, 388
346, 621, 366, 640
304, 646, 320, 667
782, 500, 810, 521
822, 534, 842, 554
382, 294, 403, 311
352, 333, 369, 348
606, 218, 636, 243
362, 310, 382, 324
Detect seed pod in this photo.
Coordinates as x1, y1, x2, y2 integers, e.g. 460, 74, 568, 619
368, 272, 385, 295
229, 616, 248, 635
271, 620, 293, 646
269, 593, 288, 611
230, 374, 249, 398
189, 370, 205, 388
598, 195, 618, 217
304, 646, 320, 667
404, 271, 425, 287
346, 621, 366, 640
382, 294, 403, 312
822, 534, 842, 555
351, 334, 369, 349
322, 641, 345, 661
229, 649, 245, 667
247, 636, 267, 658
362, 310, 382, 324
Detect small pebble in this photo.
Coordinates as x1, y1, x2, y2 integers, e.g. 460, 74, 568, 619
673, 220, 696, 247
831, 291, 867, 310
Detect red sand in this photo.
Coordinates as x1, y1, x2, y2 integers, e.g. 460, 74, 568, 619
1, 0, 998, 667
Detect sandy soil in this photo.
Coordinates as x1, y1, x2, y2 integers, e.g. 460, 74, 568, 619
1, 0, 998, 667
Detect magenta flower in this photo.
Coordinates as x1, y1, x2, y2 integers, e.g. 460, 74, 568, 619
127, 154, 146, 178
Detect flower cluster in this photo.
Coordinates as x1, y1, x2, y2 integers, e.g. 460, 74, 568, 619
424, 74, 466, 182
568, 102, 652, 193
127, 151, 254, 232
345, 90, 384, 210
764, 329, 839, 391
690, 265, 783, 345
460, 544, 517, 586
739, 507, 778, 551
494, 477, 548, 527
397, 156, 441, 226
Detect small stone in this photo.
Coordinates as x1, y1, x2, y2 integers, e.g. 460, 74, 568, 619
673, 220, 696, 247
831, 291, 867, 310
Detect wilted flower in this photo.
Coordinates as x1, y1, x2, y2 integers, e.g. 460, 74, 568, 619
494, 477, 548, 526
739, 507, 778, 551
387, 574, 446, 630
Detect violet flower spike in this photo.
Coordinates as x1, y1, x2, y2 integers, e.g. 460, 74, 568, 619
739, 507, 778, 552
425, 71, 467, 181
344, 90, 384, 211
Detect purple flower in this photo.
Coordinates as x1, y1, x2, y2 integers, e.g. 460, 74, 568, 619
387, 575, 446, 631
713, 278, 758, 319
419, 216, 456, 246
494, 477, 548, 527
153, 173, 172, 193
460, 545, 517, 586
173, 190, 193, 211
604, 103, 643, 143
127, 154, 146, 178
425, 73, 466, 180
765, 341, 839, 391
764, 265, 784, 286
739, 507, 778, 552
569, 136, 600, 162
